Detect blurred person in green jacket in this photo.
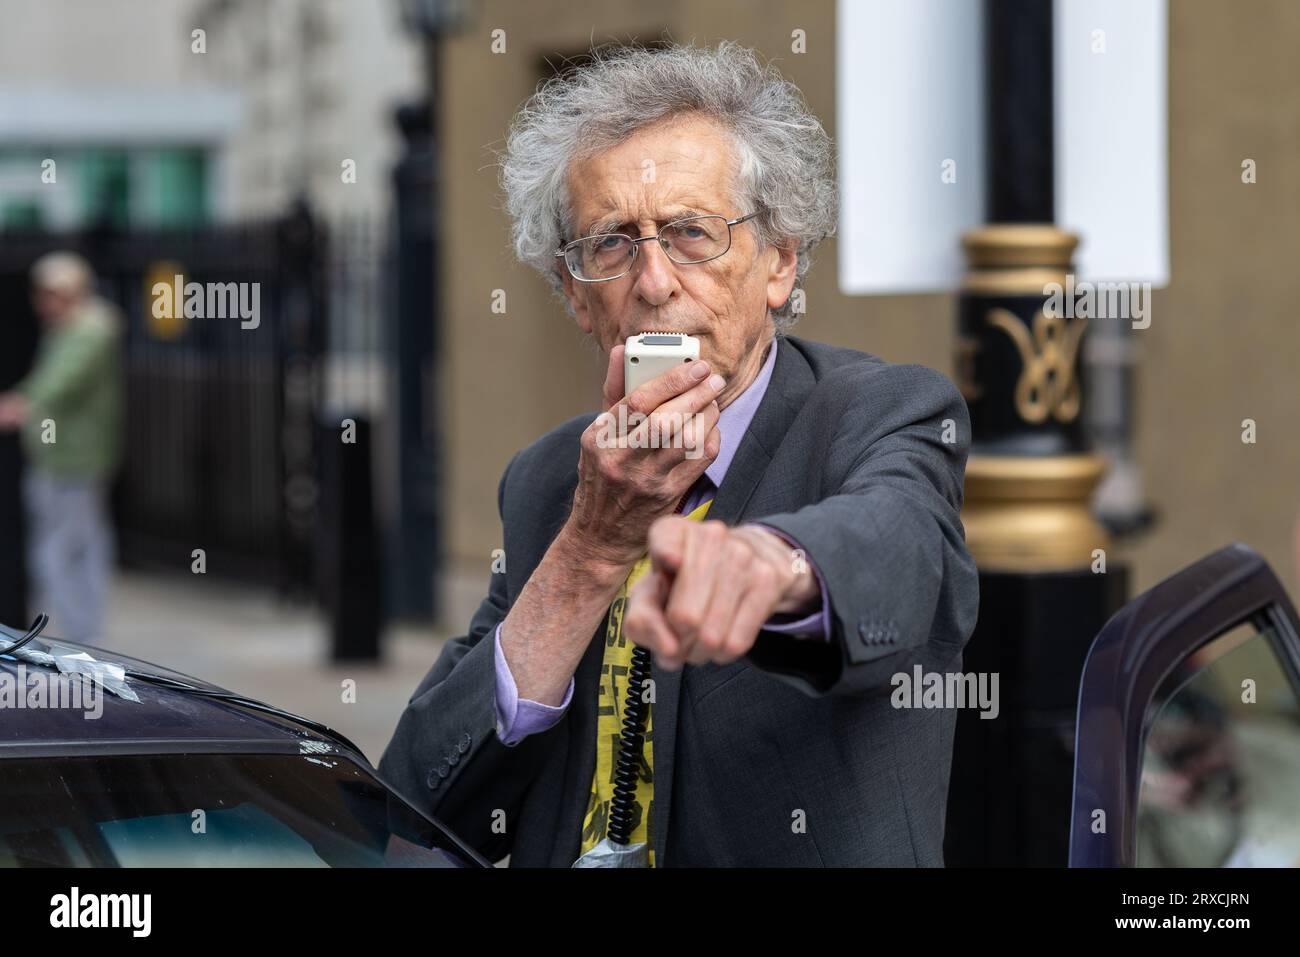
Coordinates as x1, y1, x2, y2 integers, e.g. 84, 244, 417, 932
0, 252, 123, 644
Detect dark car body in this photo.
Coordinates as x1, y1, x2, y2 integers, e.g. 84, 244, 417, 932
0, 624, 489, 868
4, 541, 1296, 869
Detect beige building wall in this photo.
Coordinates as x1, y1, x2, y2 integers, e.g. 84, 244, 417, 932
1124, 0, 1300, 594
436, 0, 1300, 627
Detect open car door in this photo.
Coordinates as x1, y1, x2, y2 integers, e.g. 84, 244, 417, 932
1070, 542, 1300, 867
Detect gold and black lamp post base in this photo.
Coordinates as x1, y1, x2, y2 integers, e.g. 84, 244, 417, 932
944, 220, 1131, 865
962, 453, 1110, 572
957, 223, 1112, 572
937, 0, 1138, 866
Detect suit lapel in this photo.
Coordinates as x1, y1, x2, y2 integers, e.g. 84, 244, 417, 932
650, 336, 816, 864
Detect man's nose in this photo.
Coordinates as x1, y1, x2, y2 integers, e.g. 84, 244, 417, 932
630, 238, 681, 307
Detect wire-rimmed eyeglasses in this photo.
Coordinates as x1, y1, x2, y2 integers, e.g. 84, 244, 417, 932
555, 211, 762, 283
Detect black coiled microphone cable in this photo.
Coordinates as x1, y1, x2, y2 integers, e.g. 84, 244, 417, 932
606, 642, 653, 845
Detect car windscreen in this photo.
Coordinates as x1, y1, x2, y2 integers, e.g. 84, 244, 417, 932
0, 751, 480, 868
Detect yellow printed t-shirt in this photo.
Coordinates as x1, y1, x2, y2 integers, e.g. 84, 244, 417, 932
578, 497, 713, 866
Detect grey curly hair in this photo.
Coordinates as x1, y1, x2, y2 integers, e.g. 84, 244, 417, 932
499, 40, 838, 331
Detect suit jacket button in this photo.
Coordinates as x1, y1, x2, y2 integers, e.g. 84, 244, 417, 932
426, 768, 441, 790
437, 761, 450, 779
458, 732, 472, 753
448, 751, 461, 767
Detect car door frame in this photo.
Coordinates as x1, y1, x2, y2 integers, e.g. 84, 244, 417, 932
1069, 542, 1300, 867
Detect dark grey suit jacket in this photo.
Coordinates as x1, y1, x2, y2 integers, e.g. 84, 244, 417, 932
379, 335, 980, 866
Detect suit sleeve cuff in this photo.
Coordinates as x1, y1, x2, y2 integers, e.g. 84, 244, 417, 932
746, 523, 832, 642
493, 622, 574, 746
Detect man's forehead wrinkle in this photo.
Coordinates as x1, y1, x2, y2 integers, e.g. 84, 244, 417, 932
568, 119, 736, 239
580, 181, 728, 235
582, 204, 718, 238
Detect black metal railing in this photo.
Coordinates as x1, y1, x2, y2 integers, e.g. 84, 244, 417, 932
0, 204, 325, 596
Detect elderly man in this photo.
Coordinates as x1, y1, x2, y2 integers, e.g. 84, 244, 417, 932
381, 41, 978, 866
0, 252, 123, 645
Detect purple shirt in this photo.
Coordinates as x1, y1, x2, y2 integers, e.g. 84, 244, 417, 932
493, 339, 831, 746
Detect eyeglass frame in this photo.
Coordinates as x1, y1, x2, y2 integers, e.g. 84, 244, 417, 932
554, 210, 763, 283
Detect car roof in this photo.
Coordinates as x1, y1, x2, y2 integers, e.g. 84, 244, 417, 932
0, 624, 359, 760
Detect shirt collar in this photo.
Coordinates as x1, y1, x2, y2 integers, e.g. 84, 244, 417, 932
704, 337, 778, 489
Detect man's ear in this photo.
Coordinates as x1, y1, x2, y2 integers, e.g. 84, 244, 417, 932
559, 263, 592, 334
765, 240, 798, 312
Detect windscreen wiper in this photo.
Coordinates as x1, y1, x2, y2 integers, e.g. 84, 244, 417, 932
0, 614, 50, 658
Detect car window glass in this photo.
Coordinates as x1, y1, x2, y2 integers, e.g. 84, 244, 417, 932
0, 752, 476, 868
1137, 624, 1300, 867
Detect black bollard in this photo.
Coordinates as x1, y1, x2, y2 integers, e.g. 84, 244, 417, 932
317, 412, 383, 662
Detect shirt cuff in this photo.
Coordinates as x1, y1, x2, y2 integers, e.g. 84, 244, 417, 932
493, 622, 574, 746
746, 523, 832, 642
